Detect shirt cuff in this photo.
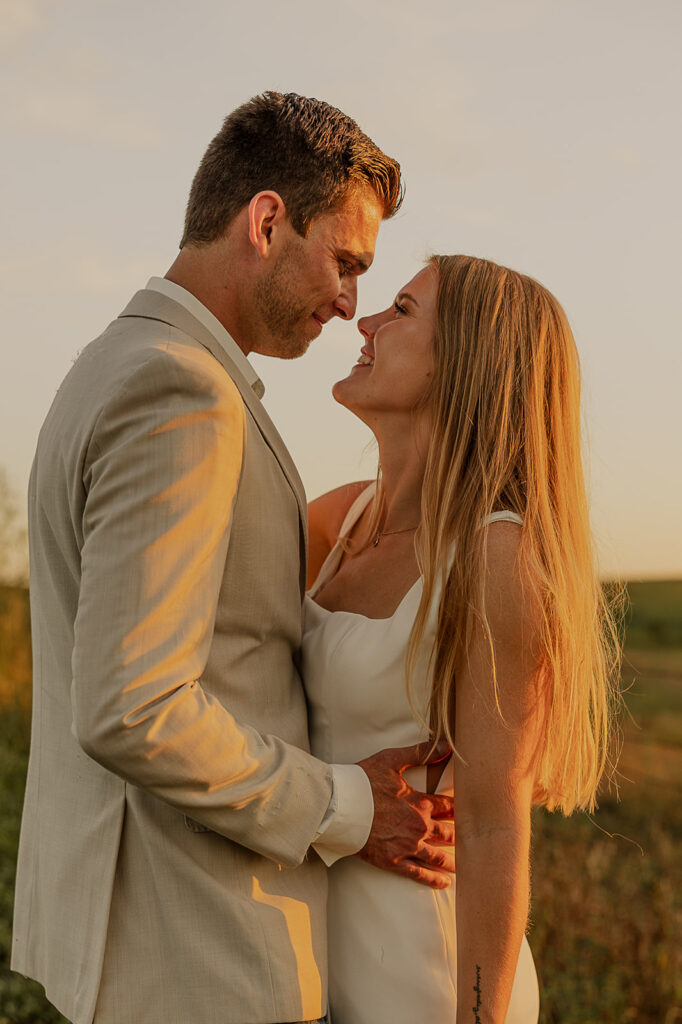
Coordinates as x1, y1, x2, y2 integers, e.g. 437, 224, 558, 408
312, 763, 374, 867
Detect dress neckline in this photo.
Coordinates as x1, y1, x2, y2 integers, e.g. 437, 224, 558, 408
305, 574, 423, 624
307, 482, 423, 623
306, 481, 524, 623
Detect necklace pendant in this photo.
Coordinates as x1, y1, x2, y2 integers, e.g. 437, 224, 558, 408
372, 535, 381, 547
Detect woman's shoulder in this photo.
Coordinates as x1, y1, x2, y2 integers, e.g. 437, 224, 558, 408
307, 480, 374, 589
478, 517, 541, 651
308, 480, 375, 543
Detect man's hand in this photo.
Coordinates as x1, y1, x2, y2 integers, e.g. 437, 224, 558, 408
356, 741, 455, 889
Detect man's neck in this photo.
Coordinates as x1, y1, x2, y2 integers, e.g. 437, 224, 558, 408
165, 243, 254, 356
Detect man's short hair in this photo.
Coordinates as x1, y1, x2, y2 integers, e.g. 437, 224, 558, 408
180, 91, 404, 247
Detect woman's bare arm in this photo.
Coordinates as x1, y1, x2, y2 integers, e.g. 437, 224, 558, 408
306, 480, 373, 590
452, 522, 546, 1024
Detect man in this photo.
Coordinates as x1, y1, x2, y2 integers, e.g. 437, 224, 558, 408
12, 92, 454, 1024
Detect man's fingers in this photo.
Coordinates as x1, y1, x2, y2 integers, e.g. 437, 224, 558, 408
394, 859, 452, 889
417, 842, 456, 874
428, 819, 455, 845
424, 793, 454, 819
425, 742, 452, 764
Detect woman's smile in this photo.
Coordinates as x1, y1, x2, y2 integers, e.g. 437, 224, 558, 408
333, 265, 437, 423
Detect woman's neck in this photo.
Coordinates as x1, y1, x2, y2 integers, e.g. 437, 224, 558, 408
374, 424, 428, 530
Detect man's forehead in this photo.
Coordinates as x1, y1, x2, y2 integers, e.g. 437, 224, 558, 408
324, 192, 383, 261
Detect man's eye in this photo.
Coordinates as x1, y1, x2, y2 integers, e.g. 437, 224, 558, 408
339, 260, 354, 275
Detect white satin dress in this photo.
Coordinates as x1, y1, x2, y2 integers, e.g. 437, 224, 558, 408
302, 484, 540, 1024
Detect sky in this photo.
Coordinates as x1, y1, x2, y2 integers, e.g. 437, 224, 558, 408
1, 0, 680, 579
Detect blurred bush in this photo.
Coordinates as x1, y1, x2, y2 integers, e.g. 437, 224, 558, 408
0, 470, 28, 589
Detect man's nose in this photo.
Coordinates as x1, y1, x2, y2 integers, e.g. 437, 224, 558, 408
333, 276, 358, 321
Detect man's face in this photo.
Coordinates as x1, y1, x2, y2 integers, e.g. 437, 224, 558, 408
252, 188, 383, 359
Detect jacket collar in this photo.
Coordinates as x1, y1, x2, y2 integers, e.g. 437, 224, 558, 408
118, 287, 308, 565
144, 277, 265, 399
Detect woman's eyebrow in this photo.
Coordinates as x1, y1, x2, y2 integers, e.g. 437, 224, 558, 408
397, 291, 419, 307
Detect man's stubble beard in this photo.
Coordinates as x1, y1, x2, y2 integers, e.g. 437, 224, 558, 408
253, 238, 316, 359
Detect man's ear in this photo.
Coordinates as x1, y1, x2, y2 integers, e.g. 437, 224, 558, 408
248, 191, 287, 260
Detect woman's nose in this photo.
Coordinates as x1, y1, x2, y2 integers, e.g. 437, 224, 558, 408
358, 308, 391, 341
357, 315, 372, 341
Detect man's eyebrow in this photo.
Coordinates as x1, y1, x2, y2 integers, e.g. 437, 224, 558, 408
397, 291, 419, 307
339, 249, 372, 273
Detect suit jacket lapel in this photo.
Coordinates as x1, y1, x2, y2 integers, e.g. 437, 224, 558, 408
118, 290, 309, 548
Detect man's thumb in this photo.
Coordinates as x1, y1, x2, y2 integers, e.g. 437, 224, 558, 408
426, 739, 451, 764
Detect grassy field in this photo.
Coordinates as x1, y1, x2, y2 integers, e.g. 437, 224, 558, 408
529, 643, 682, 1023
0, 582, 681, 1023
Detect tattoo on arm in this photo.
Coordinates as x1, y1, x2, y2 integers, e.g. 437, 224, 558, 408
472, 964, 482, 1022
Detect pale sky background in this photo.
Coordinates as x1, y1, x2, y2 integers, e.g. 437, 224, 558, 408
1, 0, 680, 579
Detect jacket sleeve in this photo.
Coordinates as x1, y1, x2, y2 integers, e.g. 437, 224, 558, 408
71, 347, 334, 868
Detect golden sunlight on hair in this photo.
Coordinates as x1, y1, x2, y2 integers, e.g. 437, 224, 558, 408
403, 254, 623, 815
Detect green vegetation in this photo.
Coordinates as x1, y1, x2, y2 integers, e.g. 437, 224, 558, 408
0, 582, 680, 1022
624, 578, 682, 649
0, 586, 64, 1023
529, 645, 682, 1022
0, 470, 28, 589
0, 714, 65, 1023
0, 587, 31, 714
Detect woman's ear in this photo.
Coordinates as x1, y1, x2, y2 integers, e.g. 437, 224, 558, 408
247, 191, 287, 260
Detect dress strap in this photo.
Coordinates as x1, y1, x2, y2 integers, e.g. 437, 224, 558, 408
308, 495, 521, 597
337, 481, 377, 539
481, 510, 524, 527
307, 482, 377, 597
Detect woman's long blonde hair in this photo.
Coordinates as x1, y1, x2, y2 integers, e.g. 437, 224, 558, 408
395, 254, 621, 815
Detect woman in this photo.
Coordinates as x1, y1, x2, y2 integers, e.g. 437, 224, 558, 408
302, 255, 621, 1023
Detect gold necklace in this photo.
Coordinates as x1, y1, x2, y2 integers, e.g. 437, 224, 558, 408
372, 524, 419, 548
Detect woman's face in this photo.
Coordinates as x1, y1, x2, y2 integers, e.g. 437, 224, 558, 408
332, 265, 438, 426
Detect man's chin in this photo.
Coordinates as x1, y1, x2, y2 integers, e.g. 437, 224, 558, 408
279, 339, 314, 360
252, 332, 314, 360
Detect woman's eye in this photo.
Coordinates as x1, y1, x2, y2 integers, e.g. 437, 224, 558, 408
393, 301, 407, 315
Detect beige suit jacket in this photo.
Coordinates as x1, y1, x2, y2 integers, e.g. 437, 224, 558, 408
12, 287, 337, 1023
